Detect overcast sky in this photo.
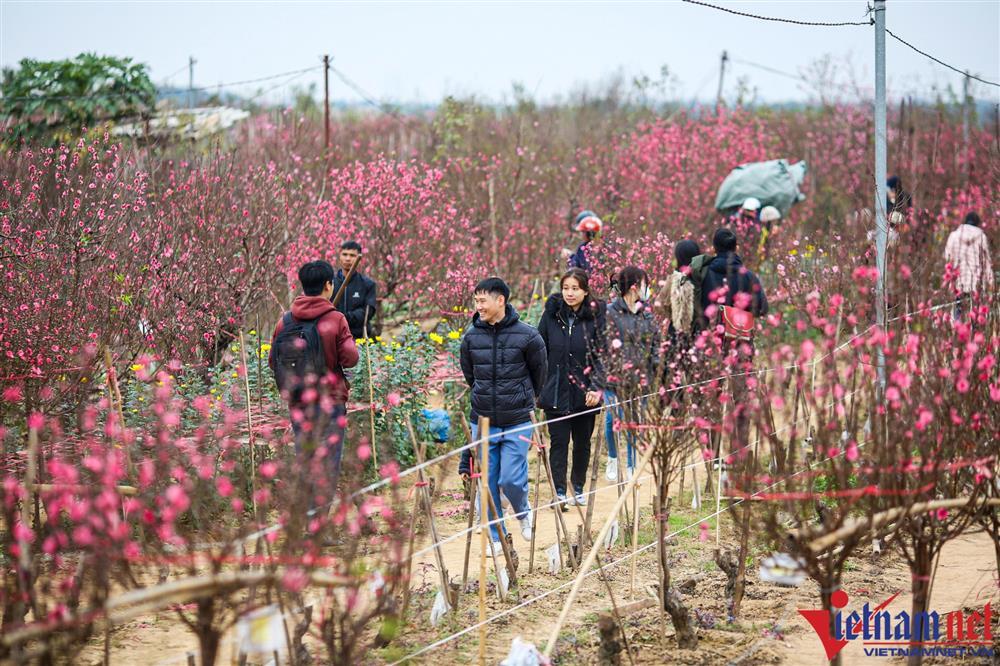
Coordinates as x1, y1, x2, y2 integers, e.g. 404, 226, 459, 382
2, 1, 998, 106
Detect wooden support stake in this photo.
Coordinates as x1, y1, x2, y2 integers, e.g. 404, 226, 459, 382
406, 422, 456, 613
543, 443, 656, 659
461, 460, 479, 589
478, 416, 490, 666
540, 446, 577, 569
483, 479, 519, 596
528, 453, 541, 573
583, 407, 604, 545
238, 330, 260, 521
629, 479, 641, 598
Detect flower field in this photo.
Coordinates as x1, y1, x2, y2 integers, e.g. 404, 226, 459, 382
1, 97, 997, 665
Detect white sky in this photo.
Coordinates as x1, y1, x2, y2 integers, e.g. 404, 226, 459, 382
2, 1, 998, 106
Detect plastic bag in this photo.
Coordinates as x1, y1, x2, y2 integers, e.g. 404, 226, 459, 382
420, 408, 451, 443
546, 543, 561, 574
603, 520, 620, 549
500, 637, 551, 666
430, 589, 452, 626
714, 159, 808, 216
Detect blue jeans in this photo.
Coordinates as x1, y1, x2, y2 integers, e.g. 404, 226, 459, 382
471, 421, 532, 541
604, 391, 636, 469
290, 403, 347, 508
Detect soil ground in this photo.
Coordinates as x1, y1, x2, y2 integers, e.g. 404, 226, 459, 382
76, 451, 999, 665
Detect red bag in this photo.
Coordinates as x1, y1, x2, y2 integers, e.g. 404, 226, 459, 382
720, 305, 755, 340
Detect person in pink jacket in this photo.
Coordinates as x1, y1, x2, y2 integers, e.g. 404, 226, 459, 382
944, 212, 994, 317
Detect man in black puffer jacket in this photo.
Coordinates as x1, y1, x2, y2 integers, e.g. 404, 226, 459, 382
459, 277, 547, 549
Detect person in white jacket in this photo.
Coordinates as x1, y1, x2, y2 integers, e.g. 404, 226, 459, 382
944, 212, 994, 317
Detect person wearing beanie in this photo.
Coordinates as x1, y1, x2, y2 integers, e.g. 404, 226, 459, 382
563, 210, 604, 273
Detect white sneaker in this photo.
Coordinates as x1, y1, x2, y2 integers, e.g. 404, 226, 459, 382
565, 493, 575, 506
606, 456, 619, 481
488, 541, 504, 557
556, 493, 569, 512
519, 509, 533, 541
574, 493, 588, 507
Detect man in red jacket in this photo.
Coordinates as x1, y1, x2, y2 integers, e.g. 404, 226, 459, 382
269, 260, 359, 503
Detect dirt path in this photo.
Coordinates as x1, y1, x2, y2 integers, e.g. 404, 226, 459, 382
781, 531, 999, 665
75, 449, 998, 665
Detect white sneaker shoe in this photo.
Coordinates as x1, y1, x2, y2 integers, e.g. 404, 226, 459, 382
519, 509, 533, 541
606, 456, 619, 481
574, 492, 588, 507
556, 493, 569, 512
488, 541, 504, 557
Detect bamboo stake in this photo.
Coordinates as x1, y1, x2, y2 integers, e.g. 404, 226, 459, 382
461, 460, 479, 588
629, 479, 641, 598
582, 407, 604, 545
542, 443, 656, 659
531, 414, 576, 569
363, 314, 378, 471
104, 348, 131, 478
803, 497, 1000, 553
478, 416, 489, 666
540, 445, 577, 569
238, 331, 260, 521
405, 422, 456, 613
528, 453, 541, 573
2, 570, 350, 649
715, 401, 728, 548
483, 480, 519, 594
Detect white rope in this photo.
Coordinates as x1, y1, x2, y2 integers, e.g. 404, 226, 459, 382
389, 436, 870, 665
217, 299, 956, 553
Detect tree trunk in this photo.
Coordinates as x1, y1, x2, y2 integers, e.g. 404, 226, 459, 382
819, 587, 842, 666
656, 481, 698, 649
196, 599, 221, 666
907, 542, 933, 666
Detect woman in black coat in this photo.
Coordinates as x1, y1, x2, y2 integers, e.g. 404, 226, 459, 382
537, 268, 606, 507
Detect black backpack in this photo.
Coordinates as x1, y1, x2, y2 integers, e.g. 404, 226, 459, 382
271, 312, 327, 401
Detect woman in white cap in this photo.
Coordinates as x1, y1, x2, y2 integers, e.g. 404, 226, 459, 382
758, 205, 781, 258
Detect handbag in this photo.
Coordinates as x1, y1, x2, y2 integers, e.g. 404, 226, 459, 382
720, 305, 755, 341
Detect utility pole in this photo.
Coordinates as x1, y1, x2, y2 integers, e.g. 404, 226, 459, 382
716, 50, 728, 109
962, 71, 971, 182
323, 55, 331, 152
188, 55, 197, 109
873, 0, 888, 394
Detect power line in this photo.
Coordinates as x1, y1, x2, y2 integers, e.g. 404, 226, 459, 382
328, 65, 406, 118
0, 65, 323, 104
680, 0, 871, 27
885, 27, 1000, 88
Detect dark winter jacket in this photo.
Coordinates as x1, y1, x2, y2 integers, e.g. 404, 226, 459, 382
536, 294, 607, 415
568, 241, 592, 272
268, 296, 360, 403
699, 253, 769, 323
460, 305, 548, 428
604, 297, 661, 393
332, 270, 377, 339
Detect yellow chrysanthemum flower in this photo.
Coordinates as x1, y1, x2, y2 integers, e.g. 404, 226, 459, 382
448, 330, 461, 340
